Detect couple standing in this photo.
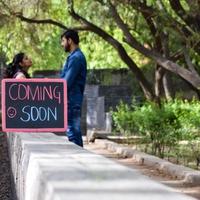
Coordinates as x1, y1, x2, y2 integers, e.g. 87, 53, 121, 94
4, 30, 87, 147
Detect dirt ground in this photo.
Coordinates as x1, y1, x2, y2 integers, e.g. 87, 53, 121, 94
84, 142, 200, 200
0, 133, 12, 200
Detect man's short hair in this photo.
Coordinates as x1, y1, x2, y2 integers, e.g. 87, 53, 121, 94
61, 29, 79, 44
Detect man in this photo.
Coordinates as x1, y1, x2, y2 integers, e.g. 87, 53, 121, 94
60, 29, 87, 147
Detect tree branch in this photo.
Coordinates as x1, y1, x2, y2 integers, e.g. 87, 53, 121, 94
67, 0, 155, 100
104, 0, 200, 88
169, 0, 200, 32
14, 13, 89, 31
183, 46, 197, 73
0, 0, 89, 31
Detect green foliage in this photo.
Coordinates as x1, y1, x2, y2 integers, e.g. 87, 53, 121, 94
0, 0, 158, 74
112, 100, 138, 137
168, 99, 200, 140
112, 99, 200, 158
80, 32, 126, 69
0, 0, 70, 73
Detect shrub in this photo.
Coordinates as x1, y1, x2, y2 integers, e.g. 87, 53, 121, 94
112, 99, 200, 159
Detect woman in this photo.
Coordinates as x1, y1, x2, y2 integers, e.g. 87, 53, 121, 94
4, 52, 32, 79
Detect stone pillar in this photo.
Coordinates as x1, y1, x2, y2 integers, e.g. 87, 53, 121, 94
86, 96, 105, 130
105, 112, 112, 133
84, 85, 99, 98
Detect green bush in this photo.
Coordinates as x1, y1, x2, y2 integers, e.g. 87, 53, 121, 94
112, 101, 138, 137
112, 99, 200, 159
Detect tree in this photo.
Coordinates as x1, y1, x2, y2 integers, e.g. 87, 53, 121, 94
0, 0, 200, 100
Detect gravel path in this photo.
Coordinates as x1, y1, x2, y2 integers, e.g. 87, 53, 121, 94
0, 132, 12, 200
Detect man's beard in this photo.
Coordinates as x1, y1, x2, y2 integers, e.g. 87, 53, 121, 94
64, 43, 70, 52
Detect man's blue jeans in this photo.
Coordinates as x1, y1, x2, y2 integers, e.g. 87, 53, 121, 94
67, 105, 83, 147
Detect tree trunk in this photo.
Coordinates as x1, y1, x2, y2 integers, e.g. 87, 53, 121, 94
181, 78, 200, 100
163, 71, 175, 100
155, 65, 164, 98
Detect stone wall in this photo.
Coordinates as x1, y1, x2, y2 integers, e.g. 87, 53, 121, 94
7, 132, 194, 200
33, 69, 137, 111
98, 85, 134, 112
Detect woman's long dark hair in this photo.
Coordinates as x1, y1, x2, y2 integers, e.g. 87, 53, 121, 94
3, 52, 30, 78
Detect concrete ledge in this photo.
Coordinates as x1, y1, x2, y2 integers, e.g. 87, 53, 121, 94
7, 132, 195, 200
95, 139, 200, 186
87, 129, 111, 143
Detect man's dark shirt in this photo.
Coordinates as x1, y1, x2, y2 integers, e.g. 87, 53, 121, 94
60, 48, 87, 106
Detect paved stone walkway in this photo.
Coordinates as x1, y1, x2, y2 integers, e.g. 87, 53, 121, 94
84, 141, 200, 199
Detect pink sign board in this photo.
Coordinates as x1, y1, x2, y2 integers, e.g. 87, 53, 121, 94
1, 79, 67, 132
